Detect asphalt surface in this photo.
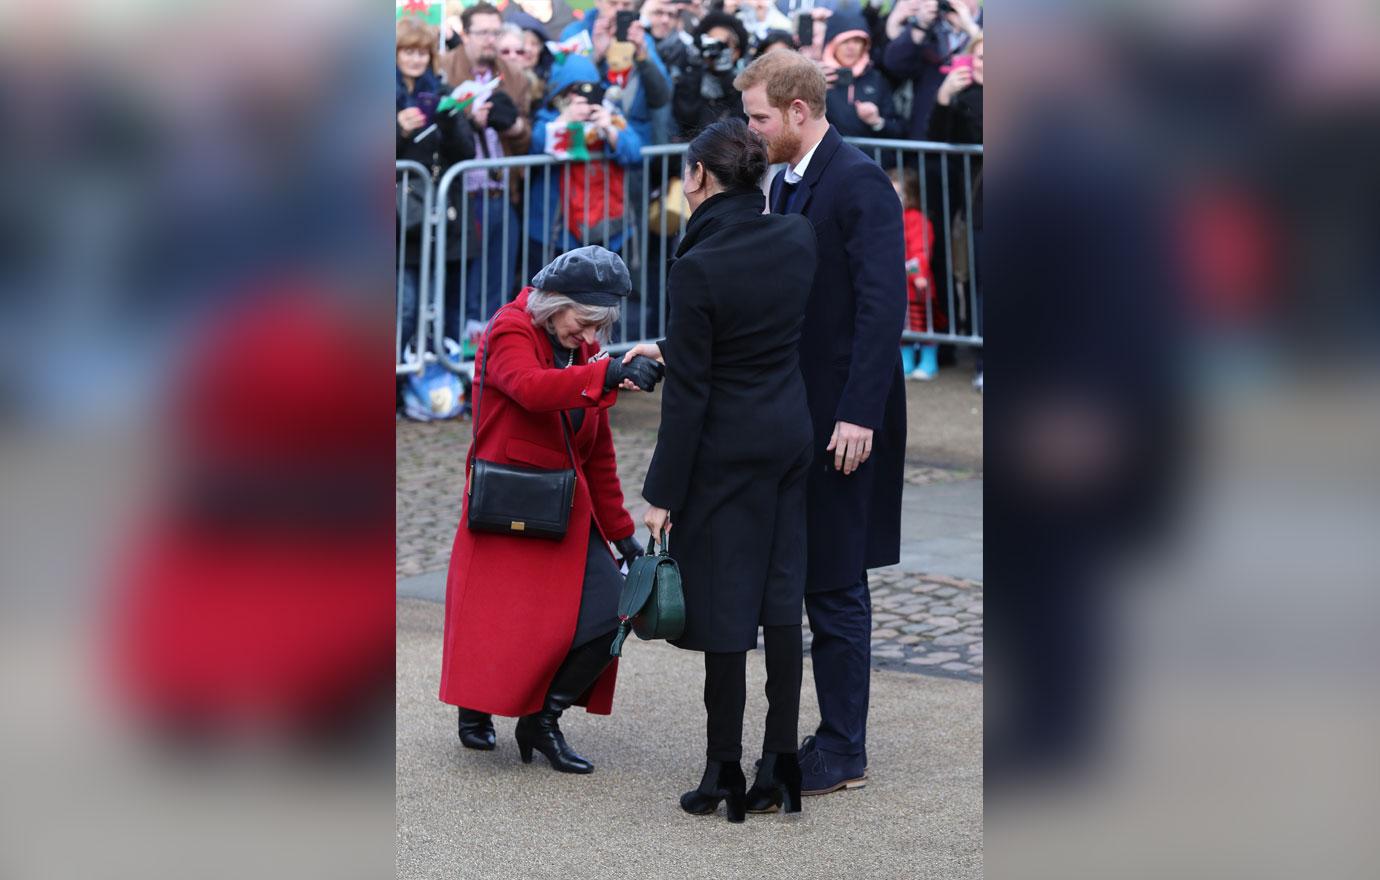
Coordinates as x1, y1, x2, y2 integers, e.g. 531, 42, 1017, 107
396, 599, 983, 880
395, 353, 984, 878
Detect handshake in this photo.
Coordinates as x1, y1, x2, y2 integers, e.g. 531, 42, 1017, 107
603, 354, 665, 393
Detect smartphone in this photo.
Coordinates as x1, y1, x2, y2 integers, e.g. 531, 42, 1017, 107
796, 13, 813, 48
833, 68, 854, 90
615, 10, 636, 41
939, 54, 973, 74
414, 91, 439, 123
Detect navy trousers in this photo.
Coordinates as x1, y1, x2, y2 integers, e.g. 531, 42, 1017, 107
805, 572, 871, 759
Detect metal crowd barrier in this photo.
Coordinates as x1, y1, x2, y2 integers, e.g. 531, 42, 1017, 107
395, 160, 433, 377
396, 138, 982, 376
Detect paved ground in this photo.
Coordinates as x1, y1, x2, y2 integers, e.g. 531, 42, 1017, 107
397, 369, 983, 679
396, 598, 983, 880
395, 366, 983, 877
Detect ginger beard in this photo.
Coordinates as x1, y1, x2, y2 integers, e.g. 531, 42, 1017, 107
742, 85, 804, 166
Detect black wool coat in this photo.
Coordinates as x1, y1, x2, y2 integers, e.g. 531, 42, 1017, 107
768, 126, 908, 594
643, 190, 817, 652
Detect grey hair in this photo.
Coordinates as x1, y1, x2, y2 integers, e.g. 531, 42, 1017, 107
498, 22, 524, 41
526, 290, 620, 343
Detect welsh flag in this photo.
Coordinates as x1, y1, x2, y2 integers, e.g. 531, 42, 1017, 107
396, 0, 443, 26
545, 120, 593, 162
545, 31, 594, 63
437, 79, 502, 116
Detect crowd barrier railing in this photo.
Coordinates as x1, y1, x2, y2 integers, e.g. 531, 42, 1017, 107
395, 160, 434, 376
398, 138, 982, 376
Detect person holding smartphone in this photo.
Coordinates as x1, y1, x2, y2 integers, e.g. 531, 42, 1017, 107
880, 0, 982, 137
559, 0, 672, 147
819, 9, 903, 139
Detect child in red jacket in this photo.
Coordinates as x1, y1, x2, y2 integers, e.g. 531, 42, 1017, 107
889, 168, 941, 380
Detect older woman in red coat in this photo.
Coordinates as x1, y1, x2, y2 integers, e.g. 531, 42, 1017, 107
439, 246, 664, 774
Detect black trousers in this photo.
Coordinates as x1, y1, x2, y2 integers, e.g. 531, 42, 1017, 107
703, 625, 802, 762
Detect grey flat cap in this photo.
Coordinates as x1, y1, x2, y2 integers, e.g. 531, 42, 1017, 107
530, 246, 632, 307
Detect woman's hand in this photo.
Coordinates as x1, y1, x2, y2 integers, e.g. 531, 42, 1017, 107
855, 100, 882, 127
643, 505, 671, 541
397, 107, 426, 136
621, 342, 664, 365
937, 67, 973, 106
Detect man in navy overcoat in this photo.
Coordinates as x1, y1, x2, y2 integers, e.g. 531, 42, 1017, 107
738, 50, 908, 797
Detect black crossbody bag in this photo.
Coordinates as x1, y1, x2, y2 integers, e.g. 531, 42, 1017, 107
465, 309, 577, 539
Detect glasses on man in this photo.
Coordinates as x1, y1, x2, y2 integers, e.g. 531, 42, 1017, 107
466, 28, 501, 40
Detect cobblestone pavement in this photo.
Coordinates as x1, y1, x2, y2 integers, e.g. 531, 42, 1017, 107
397, 391, 982, 682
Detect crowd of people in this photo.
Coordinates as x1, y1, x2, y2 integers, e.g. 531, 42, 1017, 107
397, 0, 983, 400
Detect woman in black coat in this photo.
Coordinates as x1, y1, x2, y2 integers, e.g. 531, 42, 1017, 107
626, 119, 817, 822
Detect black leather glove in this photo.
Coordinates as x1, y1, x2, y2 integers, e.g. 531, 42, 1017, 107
485, 90, 520, 133
613, 535, 645, 566
603, 355, 664, 392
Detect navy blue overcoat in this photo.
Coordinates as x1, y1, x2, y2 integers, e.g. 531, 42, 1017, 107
769, 126, 908, 593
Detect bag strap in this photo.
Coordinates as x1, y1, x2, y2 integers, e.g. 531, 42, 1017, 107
470, 304, 577, 474
609, 527, 667, 656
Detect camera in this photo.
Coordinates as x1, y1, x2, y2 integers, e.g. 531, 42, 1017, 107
938, 0, 955, 13
698, 37, 735, 74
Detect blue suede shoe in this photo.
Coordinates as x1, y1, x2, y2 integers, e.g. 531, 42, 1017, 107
799, 736, 868, 796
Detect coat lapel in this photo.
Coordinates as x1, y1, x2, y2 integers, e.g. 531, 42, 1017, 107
792, 126, 844, 218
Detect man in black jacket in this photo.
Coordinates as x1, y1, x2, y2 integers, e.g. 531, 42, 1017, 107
737, 49, 908, 797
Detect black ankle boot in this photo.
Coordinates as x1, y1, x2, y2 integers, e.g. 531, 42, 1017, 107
746, 752, 802, 814
457, 707, 496, 751
514, 631, 616, 774
680, 760, 747, 823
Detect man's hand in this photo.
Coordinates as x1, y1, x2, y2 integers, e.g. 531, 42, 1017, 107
628, 20, 648, 60
937, 66, 973, 106
468, 98, 492, 129
643, 505, 671, 541
827, 420, 874, 475
855, 100, 882, 126
397, 107, 426, 136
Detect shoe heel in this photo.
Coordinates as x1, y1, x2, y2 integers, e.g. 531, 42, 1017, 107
517, 740, 533, 764
725, 790, 746, 823
779, 754, 802, 813
779, 782, 801, 813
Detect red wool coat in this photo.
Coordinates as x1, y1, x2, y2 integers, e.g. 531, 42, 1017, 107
439, 289, 636, 717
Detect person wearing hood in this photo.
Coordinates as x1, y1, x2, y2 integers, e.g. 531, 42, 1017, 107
499, 16, 555, 116
503, 11, 557, 101
561, 0, 672, 147
526, 55, 645, 275
820, 8, 904, 139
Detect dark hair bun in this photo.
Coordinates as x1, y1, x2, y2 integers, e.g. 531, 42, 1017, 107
687, 118, 769, 192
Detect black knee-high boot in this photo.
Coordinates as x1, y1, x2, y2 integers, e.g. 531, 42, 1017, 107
457, 707, 496, 750
514, 630, 617, 774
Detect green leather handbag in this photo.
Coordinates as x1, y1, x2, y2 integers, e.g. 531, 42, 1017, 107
610, 529, 686, 656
